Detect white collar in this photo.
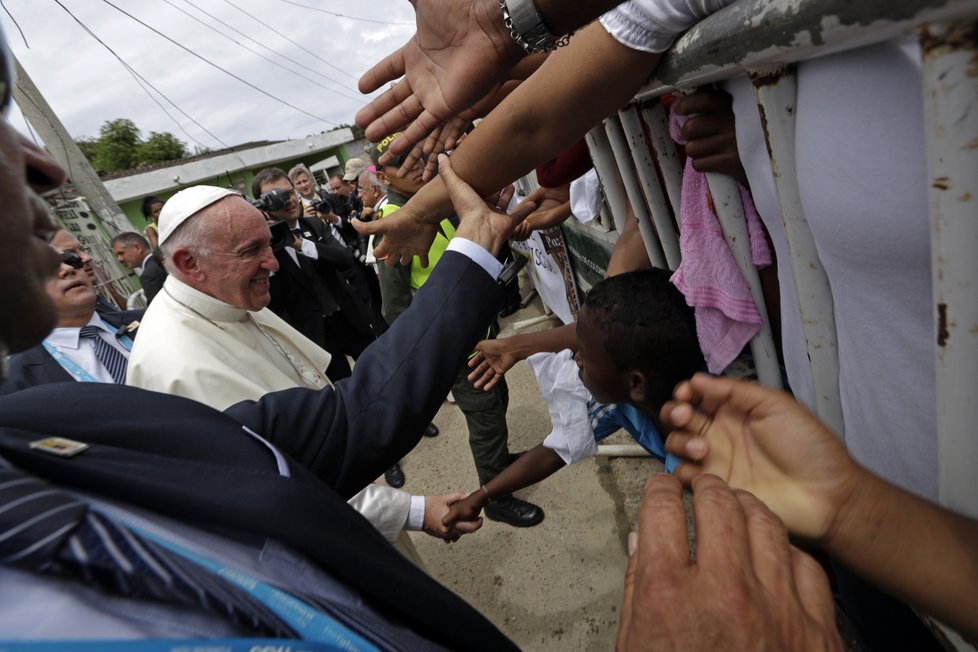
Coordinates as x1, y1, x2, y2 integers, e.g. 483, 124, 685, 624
136, 251, 153, 277
47, 312, 111, 350
163, 276, 250, 323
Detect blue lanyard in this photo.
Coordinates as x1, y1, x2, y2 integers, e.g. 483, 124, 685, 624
42, 331, 132, 383
130, 525, 379, 652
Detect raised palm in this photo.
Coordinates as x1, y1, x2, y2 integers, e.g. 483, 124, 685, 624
357, 0, 522, 157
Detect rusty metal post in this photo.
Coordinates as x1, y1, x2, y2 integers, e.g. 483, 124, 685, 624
750, 65, 845, 438
641, 102, 685, 218
704, 173, 783, 389
617, 106, 682, 268
585, 127, 630, 234
603, 115, 669, 269
921, 20, 978, 522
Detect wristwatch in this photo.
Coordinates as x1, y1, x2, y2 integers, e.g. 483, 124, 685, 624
499, 0, 570, 54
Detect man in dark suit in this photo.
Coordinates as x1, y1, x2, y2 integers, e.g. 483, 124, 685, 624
1, 230, 143, 394
0, 58, 527, 644
252, 167, 375, 381
111, 231, 167, 304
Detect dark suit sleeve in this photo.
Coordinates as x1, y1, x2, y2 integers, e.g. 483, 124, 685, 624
140, 259, 167, 305
0, 347, 72, 395
225, 250, 502, 498
299, 218, 356, 269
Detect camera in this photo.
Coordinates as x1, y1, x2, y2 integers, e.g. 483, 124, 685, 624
250, 187, 293, 214
312, 193, 354, 220
267, 220, 295, 252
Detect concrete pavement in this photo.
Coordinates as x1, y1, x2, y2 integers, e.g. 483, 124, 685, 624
382, 293, 664, 651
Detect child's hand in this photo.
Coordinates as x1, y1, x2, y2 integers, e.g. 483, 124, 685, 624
467, 338, 521, 390
443, 492, 487, 530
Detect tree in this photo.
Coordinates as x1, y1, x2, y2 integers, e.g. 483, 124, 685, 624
137, 131, 188, 165
75, 137, 98, 165
74, 118, 190, 173
92, 118, 140, 172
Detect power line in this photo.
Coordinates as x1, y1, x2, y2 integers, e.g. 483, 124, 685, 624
276, 0, 413, 27
163, 0, 367, 105
180, 0, 375, 96
220, 0, 360, 81
52, 0, 226, 149
100, 0, 338, 125
1, 0, 28, 48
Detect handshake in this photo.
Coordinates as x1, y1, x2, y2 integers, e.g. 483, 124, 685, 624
420, 491, 489, 543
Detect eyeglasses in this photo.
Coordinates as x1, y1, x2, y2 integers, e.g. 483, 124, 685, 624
60, 252, 84, 269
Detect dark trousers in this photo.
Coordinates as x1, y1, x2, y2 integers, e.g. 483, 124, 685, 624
451, 363, 511, 486
321, 311, 374, 380
343, 264, 388, 337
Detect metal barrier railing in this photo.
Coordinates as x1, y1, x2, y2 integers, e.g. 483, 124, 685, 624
585, 0, 977, 645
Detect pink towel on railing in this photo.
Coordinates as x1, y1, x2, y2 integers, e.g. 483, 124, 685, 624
668, 106, 772, 373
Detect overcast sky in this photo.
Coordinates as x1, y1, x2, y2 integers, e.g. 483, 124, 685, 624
1, 0, 416, 151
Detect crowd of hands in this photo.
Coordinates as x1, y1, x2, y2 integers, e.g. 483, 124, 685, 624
342, 0, 978, 647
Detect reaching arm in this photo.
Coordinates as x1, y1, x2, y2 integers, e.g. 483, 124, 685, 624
661, 374, 978, 642
356, 0, 624, 158
355, 22, 663, 266
443, 445, 566, 527
467, 323, 577, 390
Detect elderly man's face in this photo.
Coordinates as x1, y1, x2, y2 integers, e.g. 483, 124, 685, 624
357, 172, 382, 208
0, 123, 66, 354
259, 177, 301, 222
51, 229, 96, 285
195, 198, 279, 311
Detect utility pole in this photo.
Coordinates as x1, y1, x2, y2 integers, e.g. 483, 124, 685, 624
12, 54, 133, 236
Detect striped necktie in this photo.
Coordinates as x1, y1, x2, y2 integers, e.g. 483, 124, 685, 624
78, 325, 127, 384
0, 466, 293, 637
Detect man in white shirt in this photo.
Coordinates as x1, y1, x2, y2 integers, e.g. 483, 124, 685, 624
1, 233, 143, 393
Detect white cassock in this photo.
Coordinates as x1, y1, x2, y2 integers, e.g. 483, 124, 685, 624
127, 276, 425, 561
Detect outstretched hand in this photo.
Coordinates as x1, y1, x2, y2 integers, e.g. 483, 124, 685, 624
618, 474, 842, 651
423, 492, 483, 542
354, 155, 535, 265
660, 373, 860, 541
356, 0, 523, 159
467, 338, 521, 390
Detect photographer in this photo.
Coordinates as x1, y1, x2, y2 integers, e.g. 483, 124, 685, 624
252, 167, 376, 380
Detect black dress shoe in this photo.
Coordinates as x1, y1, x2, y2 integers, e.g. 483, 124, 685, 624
507, 451, 526, 466
423, 423, 440, 438
484, 496, 544, 528
385, 463, 405, 488
498, 301, 521, 318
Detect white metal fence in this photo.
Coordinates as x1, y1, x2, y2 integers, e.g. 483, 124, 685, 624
585, 2, 976, 644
